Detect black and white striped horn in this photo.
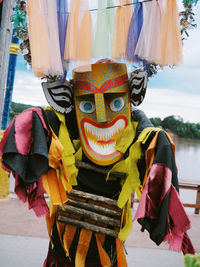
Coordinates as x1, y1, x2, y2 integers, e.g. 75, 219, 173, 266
42, 80, 74, 114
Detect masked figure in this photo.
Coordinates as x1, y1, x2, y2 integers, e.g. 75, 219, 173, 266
0, 63, 194, 267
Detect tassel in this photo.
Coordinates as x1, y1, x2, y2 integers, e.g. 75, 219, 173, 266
125, 2, 143, 62
112, 0, 132, 59
93, 0, 115, 58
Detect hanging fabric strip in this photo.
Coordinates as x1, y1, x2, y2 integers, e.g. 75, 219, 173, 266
112, 0, 133, 59
57, 0, 69, 79
125, 1, 143, 62
116, 238, 128, 267
27, 0, 63, 77
95, 233, 111, 267
64, 0, 92, 66
157, 0, 183, 66
92, 0, 115, 58
75, 228, 93, 267
64, 0, 80, 61
134, 0, 167, 65
76, 1, 92, 62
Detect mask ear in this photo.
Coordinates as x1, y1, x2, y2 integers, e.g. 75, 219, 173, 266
42, 80, 74, 114
129, 71, 147, 106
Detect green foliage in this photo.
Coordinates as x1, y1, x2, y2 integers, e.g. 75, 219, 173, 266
150, 115, 200, 140
10, 102, 34, 121
184, 254, 200, 267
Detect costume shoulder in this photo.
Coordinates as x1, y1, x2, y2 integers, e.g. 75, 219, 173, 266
0, 107, 51, 184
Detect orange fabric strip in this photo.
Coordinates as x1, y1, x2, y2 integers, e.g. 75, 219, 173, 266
143, 131, 160, 186
43, 169, 68, 205
56, 221, 66, 244
95, 233, 111, 267
63, 224, 77, 257
75, 228, 93, 267
116, 238, 127, 267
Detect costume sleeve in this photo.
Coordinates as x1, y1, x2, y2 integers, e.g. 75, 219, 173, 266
134, 130, 195, 254
0, 107, 51, 217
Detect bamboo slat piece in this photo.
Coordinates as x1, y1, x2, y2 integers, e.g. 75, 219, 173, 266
61, 198, 121, 218
58, 205, 121, 228
57, 215, 118, 238
75, 160, 126, 179
68, 189, 120, 209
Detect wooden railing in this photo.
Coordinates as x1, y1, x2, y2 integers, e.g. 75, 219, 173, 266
131, 180, 200, 215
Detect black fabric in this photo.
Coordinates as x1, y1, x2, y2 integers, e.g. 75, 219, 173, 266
75, 152, 121, 200
137, 131, 179, 245
44, 109, 61, 137
64, 109, 79, 140
2, 111, 50, 184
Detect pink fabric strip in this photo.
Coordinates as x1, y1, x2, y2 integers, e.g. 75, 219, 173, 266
133, 163, 172, 221
14, 107, 49, 155
164, 185, 194, 253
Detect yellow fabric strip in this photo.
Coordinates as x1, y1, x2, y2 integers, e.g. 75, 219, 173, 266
75, 228, 93, 267
45, 107, 78, 186
95, 233, 111, 267
0, 130, 9, 201
112, 127, 160, 241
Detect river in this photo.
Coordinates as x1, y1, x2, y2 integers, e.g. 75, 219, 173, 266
173, 136, 200, 182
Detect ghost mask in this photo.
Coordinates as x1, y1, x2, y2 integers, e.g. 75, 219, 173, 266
73, 63, 131, 166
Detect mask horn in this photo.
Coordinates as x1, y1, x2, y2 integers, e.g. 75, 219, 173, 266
42, 80, 74, 114
129, 71, 147, 106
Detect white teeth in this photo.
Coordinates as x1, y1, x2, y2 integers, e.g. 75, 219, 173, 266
84, 119, 125, 140
88, 139, 116, 155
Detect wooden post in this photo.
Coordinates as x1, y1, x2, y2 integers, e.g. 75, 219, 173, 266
0, 0, 15, 128
195, 185, 200, 215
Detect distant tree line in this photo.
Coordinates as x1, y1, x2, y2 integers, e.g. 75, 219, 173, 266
10, 102, 34, 121
150, 115, 200, 140
10, 103, 200, 140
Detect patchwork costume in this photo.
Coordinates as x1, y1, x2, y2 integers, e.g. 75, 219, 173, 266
0, 63, 194, 266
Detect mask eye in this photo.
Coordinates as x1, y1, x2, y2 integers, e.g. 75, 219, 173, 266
79, 100, 95, 114
110, 97, 124, 112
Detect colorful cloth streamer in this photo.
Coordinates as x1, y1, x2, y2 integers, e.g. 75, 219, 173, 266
157, 0, 183, 66
27, 0, 63, 77
112, 0, 133, 59
57, 0, 69, 80
125, 1, 143, 62
135, 0, 183, 66
64, 0, 92, 67
134, 0, 167, 65
92, 0, 115, 58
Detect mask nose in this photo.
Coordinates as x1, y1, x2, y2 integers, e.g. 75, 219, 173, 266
94, 93, 107, 123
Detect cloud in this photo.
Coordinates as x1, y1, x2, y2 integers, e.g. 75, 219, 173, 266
140, 88, 200, 123
12, 71, 48, 106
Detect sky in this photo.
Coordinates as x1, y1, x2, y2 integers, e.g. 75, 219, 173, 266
11, 1, 200, 123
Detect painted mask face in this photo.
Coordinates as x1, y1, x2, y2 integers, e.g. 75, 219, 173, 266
73, 63, 130, 166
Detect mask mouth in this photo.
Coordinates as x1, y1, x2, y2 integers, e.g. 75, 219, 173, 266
80, 115, 128, 158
